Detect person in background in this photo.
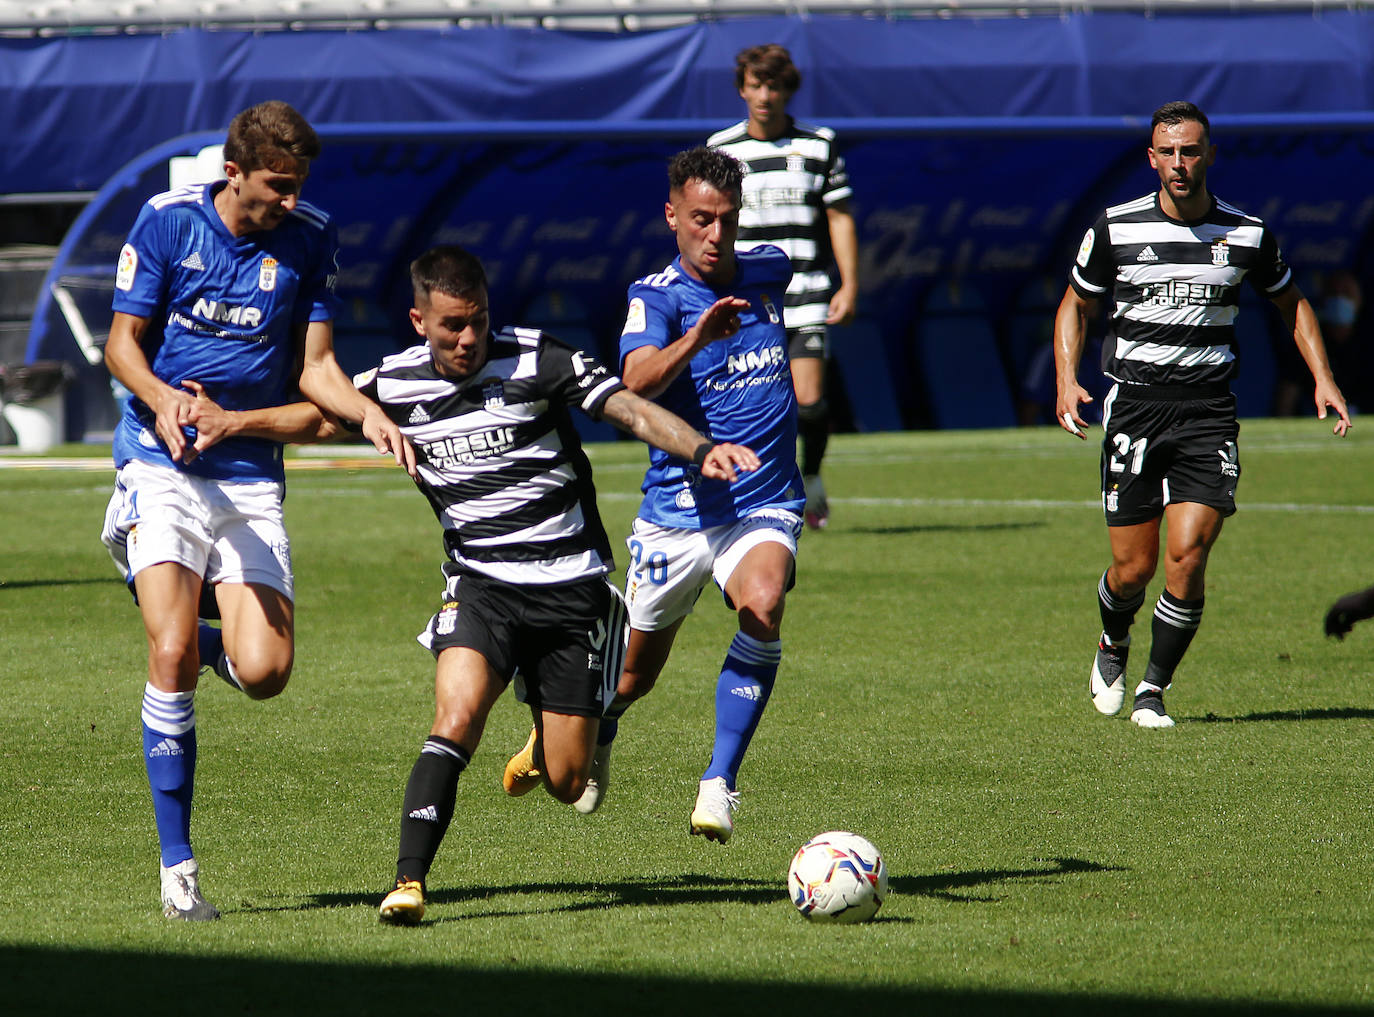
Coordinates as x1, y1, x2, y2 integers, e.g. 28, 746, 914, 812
708, 43, 857, 530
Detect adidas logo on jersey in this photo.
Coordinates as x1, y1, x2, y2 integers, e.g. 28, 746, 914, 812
180, 252, 206, 271
407, 805, 439, 822
148, 738, 184, 758
1136, 246, 1160, 263
408, 404, 431, 425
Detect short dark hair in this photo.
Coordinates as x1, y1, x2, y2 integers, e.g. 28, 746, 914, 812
223, 100, 320, 174
410, 245, 488, 305
1151, 101, 1211, 144
734, 43, 801, 94
668, 147, 744, 204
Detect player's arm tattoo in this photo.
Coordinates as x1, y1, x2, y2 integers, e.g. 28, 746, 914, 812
601, 388, 705, 460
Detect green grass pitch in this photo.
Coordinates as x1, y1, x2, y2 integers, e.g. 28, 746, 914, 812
1, 420, 1372, 1016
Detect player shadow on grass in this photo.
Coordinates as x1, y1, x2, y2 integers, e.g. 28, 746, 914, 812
0, 576, 124, 590
890, 856, 1123, 904
846, 521, 1047, 537
291, 872, 781, 919
280, 858, 1120, 920
1190, 706, 1374, 724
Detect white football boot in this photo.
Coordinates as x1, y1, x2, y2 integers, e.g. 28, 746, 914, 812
160, 857, 220, 921
573, 742, 612, 815
689, 777, 740, 844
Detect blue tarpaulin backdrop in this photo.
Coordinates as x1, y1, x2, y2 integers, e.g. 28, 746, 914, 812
10, 13, 1374, 434
7, 13, 1374, 194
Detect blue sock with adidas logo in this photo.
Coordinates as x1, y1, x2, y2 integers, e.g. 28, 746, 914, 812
702, 632, 780, 789
141, 683, 197, 868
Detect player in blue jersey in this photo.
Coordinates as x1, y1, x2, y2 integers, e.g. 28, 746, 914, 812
99, 101, 412, 920
503, 147, 804, 842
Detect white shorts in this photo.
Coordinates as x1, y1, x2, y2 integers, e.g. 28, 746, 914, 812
101, 459, 294, 599
624, 509, 802, 632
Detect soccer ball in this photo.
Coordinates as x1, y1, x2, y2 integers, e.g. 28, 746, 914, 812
787, 831, 888, 924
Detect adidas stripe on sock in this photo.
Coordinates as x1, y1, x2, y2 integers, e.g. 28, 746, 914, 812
396, 735, 470, 884
703, 632, 781, 789
141, 683, 197, 868
1141, 590, 1205, 690
1098, 570, 1146, 644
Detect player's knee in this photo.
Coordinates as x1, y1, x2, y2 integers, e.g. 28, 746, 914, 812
1109, 557, 1155, 593
539, 754, 586, 804
241, 672, 289, 700
544, 772, 587, 805
736, 591, 785, 640
148, 639, 199, 687
1164, 549, 1210, 596
232, 651, 294, 700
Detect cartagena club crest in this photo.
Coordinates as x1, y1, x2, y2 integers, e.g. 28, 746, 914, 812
482, 380, 505, 408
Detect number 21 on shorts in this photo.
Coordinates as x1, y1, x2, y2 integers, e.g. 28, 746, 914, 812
1109, 432, 1147, 475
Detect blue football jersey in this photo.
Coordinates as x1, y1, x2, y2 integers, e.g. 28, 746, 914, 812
110, 182, 339, 482
620, 245, 804, 529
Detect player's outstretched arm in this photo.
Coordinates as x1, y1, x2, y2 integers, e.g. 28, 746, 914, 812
1272, 288, 1352, 437
622, 296, 751, 399
1052, 287, 1098, 439
297, 320, 418, 475
600, 388, 759, 483
179, 380, 338, 462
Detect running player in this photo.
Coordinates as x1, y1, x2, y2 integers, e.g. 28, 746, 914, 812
1055, 100, 1349, 728
708, 43, 858, 530
100, 100, 411, 920
370, 245, 756, 925
506, 147, 804, 843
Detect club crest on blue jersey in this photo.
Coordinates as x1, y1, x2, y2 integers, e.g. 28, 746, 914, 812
259, 257, 278, 291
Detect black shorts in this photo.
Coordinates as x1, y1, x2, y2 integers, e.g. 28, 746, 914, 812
419, 568, 627, 718
788, 326, 829, 362
1099, 384, 1241, 526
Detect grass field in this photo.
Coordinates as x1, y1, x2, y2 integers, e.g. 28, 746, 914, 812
2, 421, 1372, 1016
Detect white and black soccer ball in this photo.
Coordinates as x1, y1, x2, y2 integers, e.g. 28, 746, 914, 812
787, 831, 888, 924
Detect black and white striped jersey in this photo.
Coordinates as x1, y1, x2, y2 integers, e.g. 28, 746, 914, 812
707, 118, 851, 333
354, 327, 626, 586
1069, 192, 1292, 387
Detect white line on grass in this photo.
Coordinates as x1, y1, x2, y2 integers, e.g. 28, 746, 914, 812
6, 459, 1371, 513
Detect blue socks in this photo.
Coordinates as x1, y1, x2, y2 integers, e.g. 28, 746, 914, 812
141, 683, 196, 869
703, 632, 781, 789
197, 622, 243, 691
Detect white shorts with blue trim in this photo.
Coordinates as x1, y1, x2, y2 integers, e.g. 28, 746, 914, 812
101, 459, 294, 599
623, 508, 802, 632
